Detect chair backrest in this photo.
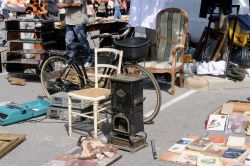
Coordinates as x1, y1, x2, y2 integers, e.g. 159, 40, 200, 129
156, 8, 188, 62
94, 48, 123, 88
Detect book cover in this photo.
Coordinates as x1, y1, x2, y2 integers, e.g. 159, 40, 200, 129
186, 138, 213, 151
206, 115, 227, 131
245, 154, 250, 165
226, 136, 246, 150
158, 151, 180, 163
197, 154, 222, 166
168, 138, 194, 153
178, 150, 200, 166
176, 138, 194, 145
221, 148, 247, 161
168, 144, 187, 154
208, 136, 226, 146
224, 162, 248, 166
202, 145, 227, 157
225, 115, 245, 134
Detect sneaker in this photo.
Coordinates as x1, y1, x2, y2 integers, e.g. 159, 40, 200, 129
84, 62, 92, 67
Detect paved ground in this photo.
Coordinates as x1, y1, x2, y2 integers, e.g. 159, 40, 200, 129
0, 71, 250, 166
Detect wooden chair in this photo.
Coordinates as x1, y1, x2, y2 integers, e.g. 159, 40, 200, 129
142, 8, 188, 95
68, 48, 123, 138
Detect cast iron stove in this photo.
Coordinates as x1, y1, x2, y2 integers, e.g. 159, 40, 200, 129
110, 75, 147, 153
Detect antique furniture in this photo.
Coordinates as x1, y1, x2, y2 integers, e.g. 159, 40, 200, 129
141, 8, 188, 95
110, 75, 147, 153
4, 19, 63, 73
67, 48, 123, 138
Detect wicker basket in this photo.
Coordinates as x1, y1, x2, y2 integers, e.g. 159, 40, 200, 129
115, 37, 150, 61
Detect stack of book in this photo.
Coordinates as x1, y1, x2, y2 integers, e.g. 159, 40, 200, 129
158, 135, 250, 166
206, 114, 246, 134
206, 101, 250, 135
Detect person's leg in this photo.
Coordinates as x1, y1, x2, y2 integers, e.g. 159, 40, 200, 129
114, 5, 121, 19
114, 6, 118, 18
73, 24, 92, 63
117, 6, 121, 19
65, 25, 76, 57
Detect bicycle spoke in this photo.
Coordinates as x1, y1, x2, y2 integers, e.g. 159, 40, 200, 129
122, 64, 161, 123
40, 55, 84, 99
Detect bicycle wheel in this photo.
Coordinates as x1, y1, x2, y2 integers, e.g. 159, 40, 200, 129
122, 64, 161, 123
40, 55, 84, 99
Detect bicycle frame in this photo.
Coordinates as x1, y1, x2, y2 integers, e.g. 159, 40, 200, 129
40, 26, 161, 122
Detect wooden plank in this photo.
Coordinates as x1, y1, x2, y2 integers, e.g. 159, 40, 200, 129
4, 59, 39, 65
11, 49, 45, 54
0, 47, 8, 53
0, 133, 26, 159
7, 29, 40, 33
221, 102, 250, 114
9, 39, 42, 43
0, 137, 19, 158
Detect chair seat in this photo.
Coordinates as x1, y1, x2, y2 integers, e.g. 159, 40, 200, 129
68, 48, 123, 138
139, 61, 182, 70
68, 88, 111, 101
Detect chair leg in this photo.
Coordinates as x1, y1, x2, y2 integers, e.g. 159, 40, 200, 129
171, 72, 175, 95
93, 101, 98, 138
68, 96, 72, 136
180, 68, 184, 88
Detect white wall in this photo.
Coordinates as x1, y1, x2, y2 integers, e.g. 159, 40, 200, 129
129, 0, 250, 43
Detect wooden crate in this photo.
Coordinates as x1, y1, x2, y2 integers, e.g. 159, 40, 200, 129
211, 101, 250, 122
0, 133, 26, 159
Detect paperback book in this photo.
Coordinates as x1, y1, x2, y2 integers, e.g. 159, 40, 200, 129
168, 138, 194, 153
207, 136, 226, 146
226, 136, 246, 150
224, 162, 248, 166
245, 154, 250, 165
197, 154, 222, 166
186, 138, 213, 151
157, 151, 180, 163
202, 145, 227, 157
206, 115, 227, 131
178, 150, 200, 165
221, 148, 248, 163
225, 115, 245, 134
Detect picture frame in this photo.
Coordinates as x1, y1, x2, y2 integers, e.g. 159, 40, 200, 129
0, 133, 26, 158
194, 27, 226, 62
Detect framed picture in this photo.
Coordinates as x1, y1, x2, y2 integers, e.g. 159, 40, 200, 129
194, 27, 226, 62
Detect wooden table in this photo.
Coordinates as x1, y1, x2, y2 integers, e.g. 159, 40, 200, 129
0, 47, 8, 73
54, 18, 129, 47
87, 19, 128, 47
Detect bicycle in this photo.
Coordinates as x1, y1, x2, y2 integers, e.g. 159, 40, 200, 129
40, 25, 161, 123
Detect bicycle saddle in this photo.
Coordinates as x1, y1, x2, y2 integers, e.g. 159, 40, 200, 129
67, 42, 85, 51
